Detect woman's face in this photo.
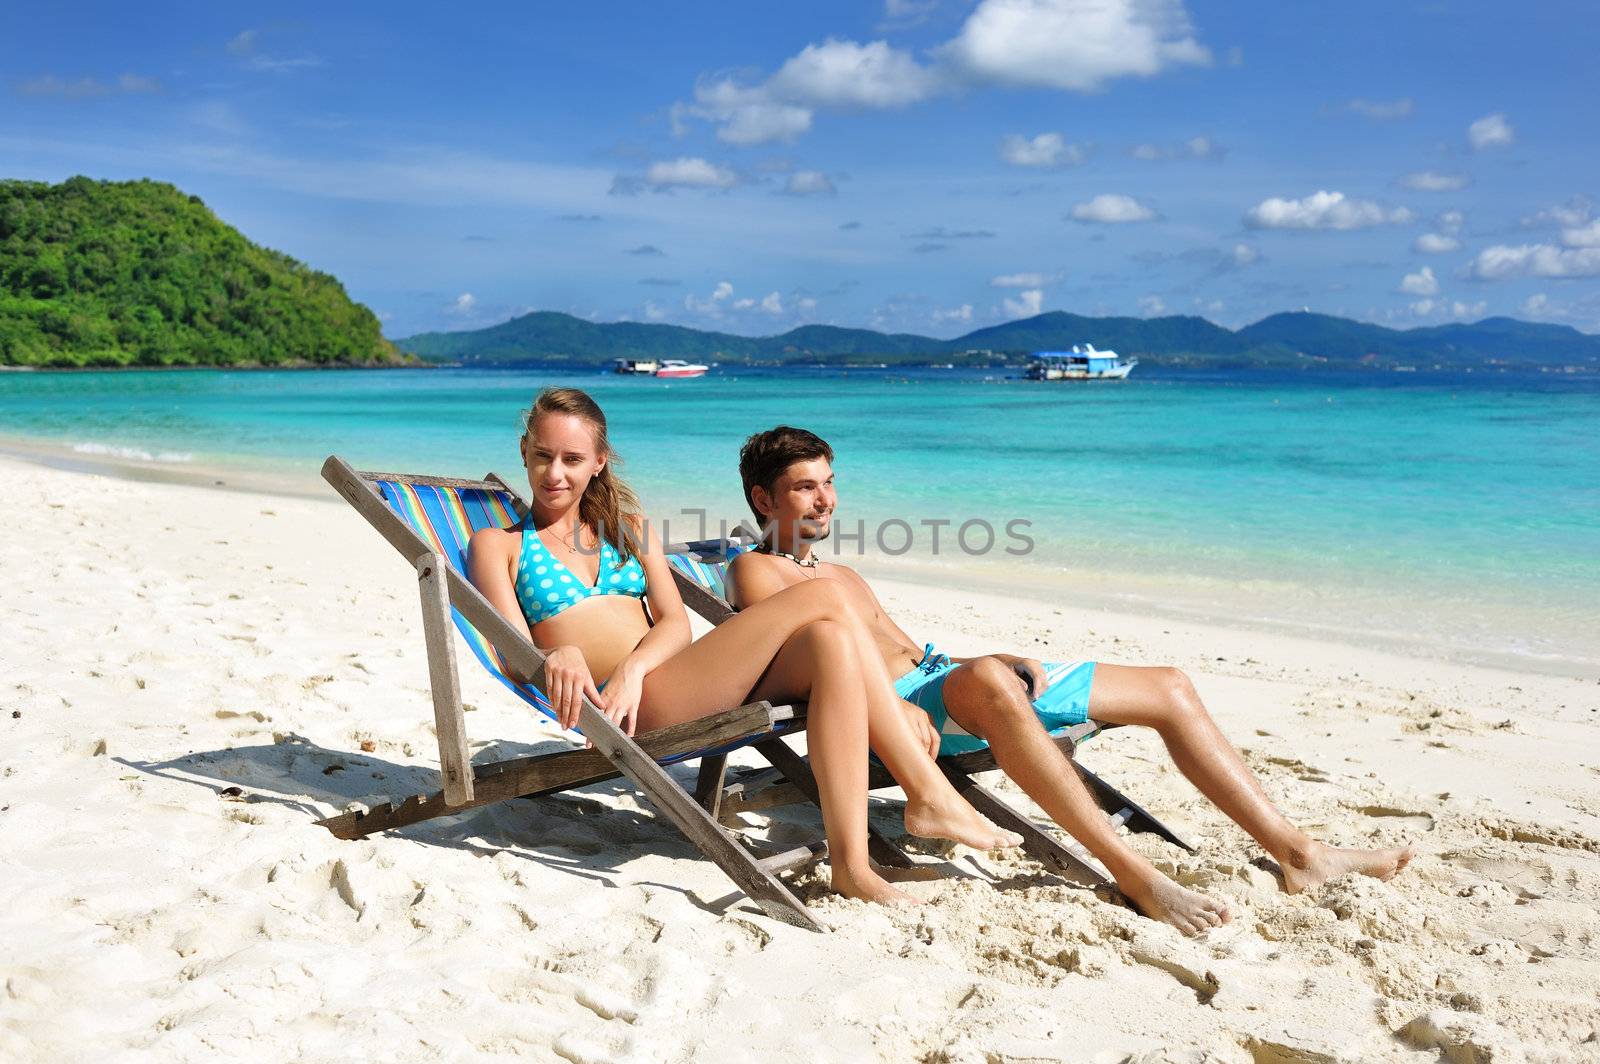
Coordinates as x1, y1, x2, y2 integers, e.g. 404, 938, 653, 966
523, 412, 606, 512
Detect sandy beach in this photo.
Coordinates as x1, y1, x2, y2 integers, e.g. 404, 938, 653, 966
3, 450, 1597, 1062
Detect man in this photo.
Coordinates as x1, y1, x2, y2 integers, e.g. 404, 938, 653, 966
727, 426, 1413, 935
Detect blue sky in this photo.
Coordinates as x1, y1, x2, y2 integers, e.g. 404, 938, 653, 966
4, 1, 1597, 338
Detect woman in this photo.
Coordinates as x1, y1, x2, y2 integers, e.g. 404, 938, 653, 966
467, 387, 1020, 905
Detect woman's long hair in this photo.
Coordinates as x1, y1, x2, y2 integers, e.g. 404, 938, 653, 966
524, 387, 644, 561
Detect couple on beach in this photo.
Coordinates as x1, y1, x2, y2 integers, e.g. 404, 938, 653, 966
468, 387, 1412, 934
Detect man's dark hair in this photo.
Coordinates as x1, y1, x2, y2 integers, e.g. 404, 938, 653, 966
738, 426, 834, 519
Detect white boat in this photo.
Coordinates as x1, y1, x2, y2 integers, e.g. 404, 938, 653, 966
1024, 344, 1137, 380
610, 357, 659, 375
653, 359, 708, 379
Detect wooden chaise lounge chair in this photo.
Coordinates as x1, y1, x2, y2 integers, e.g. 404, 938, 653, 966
665, 534, 1195, 889
317, 455, 922, 932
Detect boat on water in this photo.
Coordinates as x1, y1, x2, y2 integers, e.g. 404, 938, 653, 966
654, 359, 709, 379
1024, 344, 1137, 381
609, 357, 709, 378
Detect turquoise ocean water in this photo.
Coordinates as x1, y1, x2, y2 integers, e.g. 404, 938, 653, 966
3, 365, 1596, 671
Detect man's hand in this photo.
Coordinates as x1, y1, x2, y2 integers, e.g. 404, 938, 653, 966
993, 654, 1048, 700
902, 699, 940, 759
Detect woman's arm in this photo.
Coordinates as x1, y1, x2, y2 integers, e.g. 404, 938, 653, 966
594, 520, 692, 734
466, 527, 536, 679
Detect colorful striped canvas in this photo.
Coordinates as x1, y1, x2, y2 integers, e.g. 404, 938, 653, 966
666, 541, 755, 602
373, 479, 555, 719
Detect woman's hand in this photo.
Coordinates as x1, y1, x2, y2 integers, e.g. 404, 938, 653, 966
543, 644, 603, 731
595, 659, 645, 738
902, 699, 940, 759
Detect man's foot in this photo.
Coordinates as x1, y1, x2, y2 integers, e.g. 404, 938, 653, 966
832, 863, 920, 905
1279, 841, 1415, 894
1120, 873, 1232, 936
904, 797, 1024, 852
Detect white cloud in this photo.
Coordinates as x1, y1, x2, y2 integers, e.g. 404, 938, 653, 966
644, 156, 739, 190
1469, 244, 1600, 280
1230, 243, 1259, 267
1402, 170, 1468, 192
685, 281, 737, 316
17, 73, 162, 98
991, 271, 1056, 287
1243, 190, 1413, 230
933, 304, 974, 324
1521, 293, 1550, 318
1468, 112, 1515, 150
1130, 134, 1223, 161
227, 29, 258, 56
759, 291, 785, 315
674, 0, 1211, 144
1452, 300, 1487, 319
448, 293, 477, 315
1003, 288, 1044, 317
1070, 193, 1156, 223
772, 39, 939, 108
999, 132, 1085, 168
1408, 299, 1437, 317
783, 170, 836, 196
883, 0, 940, 24
1346, 97, 1413, 121
797, 296, 819, 312
1399, 266, 1438, 296
1437, 209, 1465, 234
1413, 233, 1460, 254
1561, 219, 1600, 248
939, 0, 1211, 91
643, 301, 667, 322
1522, 197, 1591, 229
1138, 294, 1166, 316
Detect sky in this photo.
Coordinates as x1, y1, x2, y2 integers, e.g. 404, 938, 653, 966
3, 1, 1597, 339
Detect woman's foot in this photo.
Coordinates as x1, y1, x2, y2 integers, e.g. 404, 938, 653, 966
1119, 872, 1232, 936
832, 863, 920, 905
1279, 840, 1415, 894
904, 797, 1024, 851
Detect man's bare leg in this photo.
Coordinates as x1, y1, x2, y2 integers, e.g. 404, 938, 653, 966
1087, 664, 1413, 893
941, 658, 1229, 935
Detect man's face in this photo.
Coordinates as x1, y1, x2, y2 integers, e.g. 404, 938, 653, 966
760, 457, 836, 543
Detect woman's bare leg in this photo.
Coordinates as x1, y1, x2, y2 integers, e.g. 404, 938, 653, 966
635, 584, 912, 902
1090, 665, 1413, 892
830, 618, 1022, 851
636, 581, 1017, 854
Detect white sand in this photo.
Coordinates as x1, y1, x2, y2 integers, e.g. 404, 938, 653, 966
2, 452, 1597, 1062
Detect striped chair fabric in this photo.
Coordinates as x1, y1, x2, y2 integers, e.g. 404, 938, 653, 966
373, 481, 798, 763
373, 479, 554, 719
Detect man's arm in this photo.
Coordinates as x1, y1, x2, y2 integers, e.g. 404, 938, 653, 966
832, 565, 1051, 699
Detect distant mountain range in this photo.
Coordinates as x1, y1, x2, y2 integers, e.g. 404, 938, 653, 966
398, 310, 1600, 371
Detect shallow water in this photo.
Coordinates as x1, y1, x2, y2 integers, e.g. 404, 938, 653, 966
4, 363, 1597, 669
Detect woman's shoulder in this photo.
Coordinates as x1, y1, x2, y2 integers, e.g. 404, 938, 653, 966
468, 521, 522, 558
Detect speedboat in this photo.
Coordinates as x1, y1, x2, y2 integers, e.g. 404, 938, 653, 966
653, 359, 708, 379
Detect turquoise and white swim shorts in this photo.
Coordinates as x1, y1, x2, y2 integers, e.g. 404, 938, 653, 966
892, 644, 1096, 756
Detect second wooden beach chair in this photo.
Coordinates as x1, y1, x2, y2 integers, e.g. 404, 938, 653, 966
665, 534, 1195, 890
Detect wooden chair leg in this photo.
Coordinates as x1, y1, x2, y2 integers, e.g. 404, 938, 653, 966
940, 766, 1110, 888
694, 753, 728, 818
754, 738, 917, 869
1074, 762, 1196, 853
579, 708, 823, 931
417, 553, 474, 807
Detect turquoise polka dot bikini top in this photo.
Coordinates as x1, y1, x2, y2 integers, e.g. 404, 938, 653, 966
514, 520, 648, 625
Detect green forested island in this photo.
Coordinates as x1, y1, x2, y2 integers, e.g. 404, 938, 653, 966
0, 177, 402, 367
401, 309, 1600, 372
